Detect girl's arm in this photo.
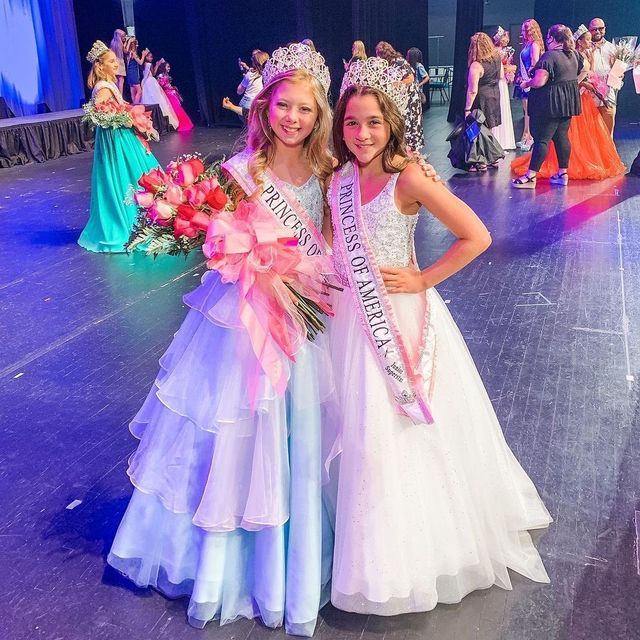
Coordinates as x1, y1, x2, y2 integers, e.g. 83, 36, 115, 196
380, 163, 491, 293
464, 62, 482, 113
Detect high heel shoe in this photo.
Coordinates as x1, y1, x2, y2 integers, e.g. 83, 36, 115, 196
549, 171, 569, 186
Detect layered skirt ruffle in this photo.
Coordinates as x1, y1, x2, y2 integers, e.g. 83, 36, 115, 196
108, 271, 336, 636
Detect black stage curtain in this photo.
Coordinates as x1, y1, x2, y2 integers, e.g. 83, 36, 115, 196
183, 0, 429, 126
0, 115, 93, 168
447, 0, 484, 122
0, 105, 168, 169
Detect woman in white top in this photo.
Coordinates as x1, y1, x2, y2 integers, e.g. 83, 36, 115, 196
236, 50, 269, 122
140, 51, 179, 130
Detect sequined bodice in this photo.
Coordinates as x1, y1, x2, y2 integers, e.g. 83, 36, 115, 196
283, 175, 324, 228
332, 171, 418, 283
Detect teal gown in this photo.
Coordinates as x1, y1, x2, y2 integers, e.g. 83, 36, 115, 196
78, 126, 159, 253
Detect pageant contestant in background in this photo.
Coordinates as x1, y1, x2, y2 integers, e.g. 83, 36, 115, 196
514, 19, 543, 151
78, 41, 159, 253
375, 41, 423, 152
141, 51, 179, 130
157, 61, 194, 131
108, 43, 337, 636
511, 24, 625, 180
344, 40, 367, 70
491, 26, 516, 150
327, 56, 551, 616
237, 49, 269, 122
512, 25, 582, 189
124, 36, 148, 104
109, 28, 127, 93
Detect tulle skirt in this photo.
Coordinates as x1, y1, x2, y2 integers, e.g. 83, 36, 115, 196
491, 79, 516, 150
165, 88, 194, 132
108, 271, 335, 636
328, 287, 551, 615
78, 127, 159, 253
511, 91, 626, 179
141, 75, 179, 130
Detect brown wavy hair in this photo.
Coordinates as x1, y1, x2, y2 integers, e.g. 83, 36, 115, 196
467, 32, 500, 67
244, 69, 334, 189
522, 18, 544, 52
375, 41, 401, 62
547, 24, 575, 52
332, 85, 410, 173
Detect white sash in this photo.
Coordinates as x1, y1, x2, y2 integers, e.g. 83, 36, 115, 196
223, 149, 329, 256
332, 162, 435, 426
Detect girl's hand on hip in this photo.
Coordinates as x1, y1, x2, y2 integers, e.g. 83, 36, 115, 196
380, 266, 429, 293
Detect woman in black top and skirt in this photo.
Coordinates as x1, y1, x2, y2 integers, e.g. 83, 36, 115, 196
512, 24, 582, 188
464, 32, 504, 171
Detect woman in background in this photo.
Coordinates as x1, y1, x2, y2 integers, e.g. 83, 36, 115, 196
511, 24, 582, 188
124, 36, 148, 104
491, 27, 516, 150
109, 29, 126, 93
513, 19, 543, 151
406, 47, 430, 108
343, 40, 367, 70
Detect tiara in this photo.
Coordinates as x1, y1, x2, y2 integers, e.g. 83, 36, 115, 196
495, 26, 506, 38
340, 57, 409, 114
262, 43, 331, 94
573, 24, 589, 41
87, 40, 110, 63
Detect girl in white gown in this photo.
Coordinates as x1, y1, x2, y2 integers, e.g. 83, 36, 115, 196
326, 58, 551, 616
491, 27, 517, 150
141, 52, 179, 130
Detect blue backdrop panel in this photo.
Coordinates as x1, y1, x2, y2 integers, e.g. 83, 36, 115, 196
0, 0, 84, 116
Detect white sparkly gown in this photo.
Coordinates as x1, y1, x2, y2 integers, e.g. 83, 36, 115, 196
141, 62, 179, 130
327, 170, 551, 615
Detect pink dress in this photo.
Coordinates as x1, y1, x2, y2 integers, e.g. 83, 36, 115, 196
158, 73, 194, 131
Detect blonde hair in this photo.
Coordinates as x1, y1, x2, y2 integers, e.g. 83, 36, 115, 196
352, 40, 366, 59
522, 19, 544, 52
332, 85, 410, 173
467, 32, 499, 66
251, 50, 269, 74
110, 29, 125, 59
87, 50, 115, 89
245, 69, 334, 188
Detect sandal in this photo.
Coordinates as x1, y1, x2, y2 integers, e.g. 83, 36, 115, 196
550, 171, 569, 186
511, 174, 537, 189
468, 163, 487, 173
487, 161, 500, 169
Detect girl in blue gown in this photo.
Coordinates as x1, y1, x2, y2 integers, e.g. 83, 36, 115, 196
78, 41, 159, 253
107, 44, 337, 636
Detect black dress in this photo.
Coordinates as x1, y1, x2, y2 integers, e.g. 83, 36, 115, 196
471, 57, 501, 129
528, 50, 582, 119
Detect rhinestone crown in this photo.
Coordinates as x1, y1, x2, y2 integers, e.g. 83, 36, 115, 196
87, 40, 110, 63
262, 43, 331, 94
340, 57, 409, 114
573, 24, 589, 41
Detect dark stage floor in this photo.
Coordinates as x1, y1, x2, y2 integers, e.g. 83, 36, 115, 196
1, 106, 639, 640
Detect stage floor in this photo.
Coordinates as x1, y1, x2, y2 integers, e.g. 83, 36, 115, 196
1, 107, 639, 640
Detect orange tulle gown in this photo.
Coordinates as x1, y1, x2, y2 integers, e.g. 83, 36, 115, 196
511, 91, 625, 179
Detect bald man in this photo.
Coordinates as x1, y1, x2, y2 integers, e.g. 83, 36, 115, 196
589, 17, 619, 137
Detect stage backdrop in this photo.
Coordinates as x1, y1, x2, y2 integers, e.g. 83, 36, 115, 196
0, 0, 84, 117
